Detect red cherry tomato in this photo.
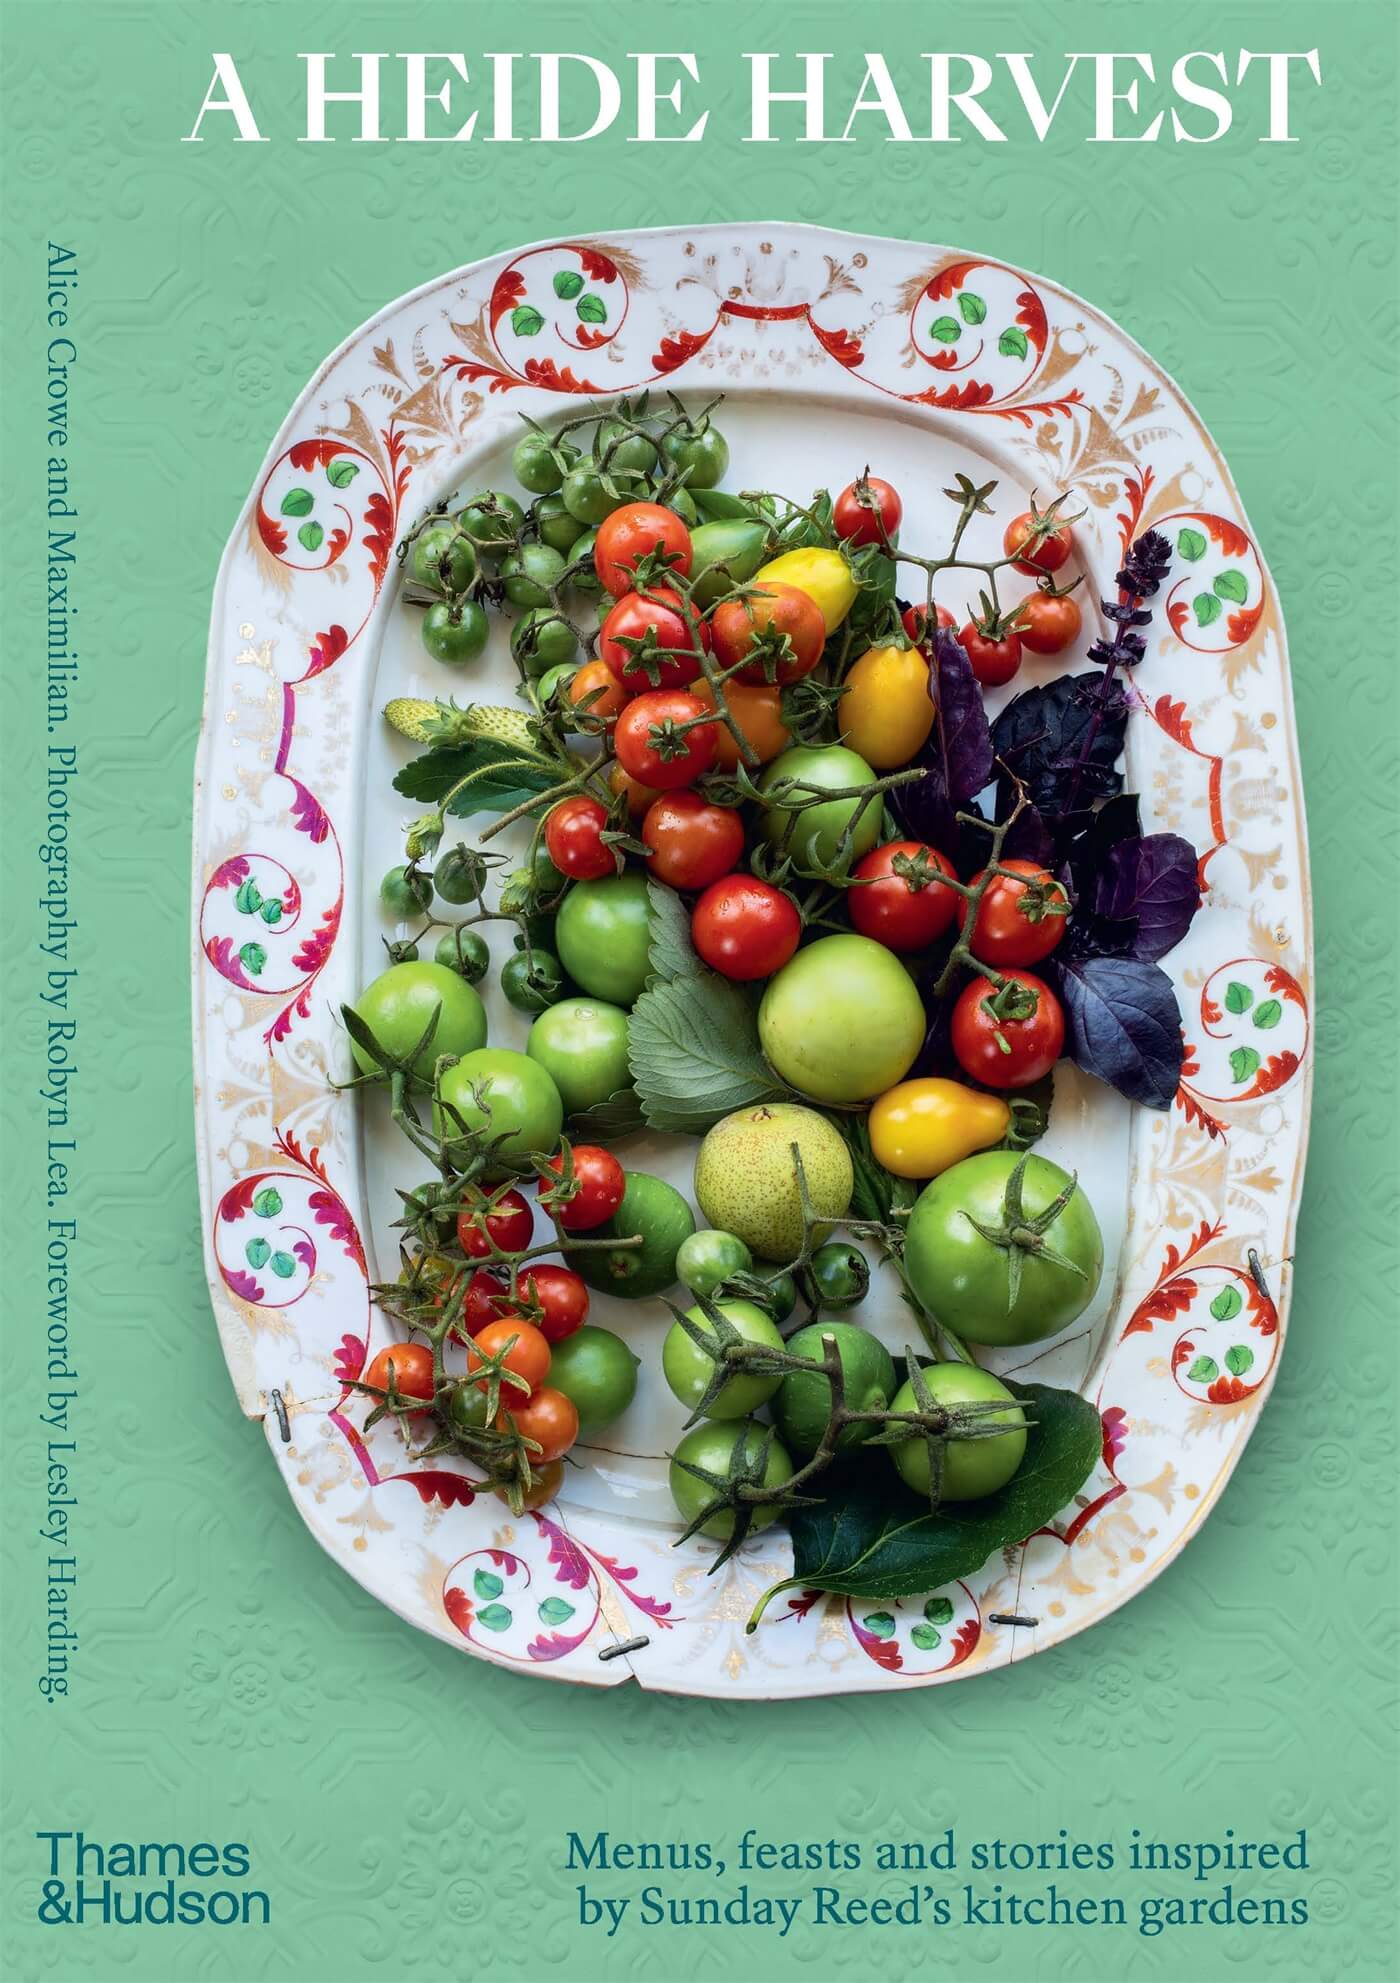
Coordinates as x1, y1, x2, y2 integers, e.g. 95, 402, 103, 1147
834, 475, 903, 548
950, 969, 1064, 1090
691, 876, 801, 981
1004, 507, 1074, 577
599, 588, 707, 694
363, 1340, 435, 1412
901, 602, 957, 646
959, 621, 1022, 688
511, 1263, 589, 1345
539, 1144, 626, 1232
1017, 588, 1083, 656
456, 1187, 534, 1260
467, 1317, 552, 1398
594, 502, 692, 598
458, 1266, 510, 1339
614, 689, 718, 790
497, 1385, 580, 1463
710, 582, 826, 686
848, 841, 959, 953
544, 795, 615, 881
958, 860, 1070, 967
642, 790, 745, 891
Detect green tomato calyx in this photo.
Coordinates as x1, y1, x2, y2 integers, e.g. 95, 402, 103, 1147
960, 1152, 1089, 1309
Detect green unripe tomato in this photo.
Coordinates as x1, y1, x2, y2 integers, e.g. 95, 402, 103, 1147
535, 662, 581, 712
434, 926, 490, 982
668, 1420, 793, 1541
756, 1270, 798, 1324
535, 492, 585, 554
410, 522, 478, 595
687, 519, 770, 608
500, 947, 569, 1014
887, 1363, 1027, 1502
758, 934, 925, 1105
554, 872, 655, 1008
434, 1048, 564, 1168
773, 1321, 897, 1455
456, 491, 525, 556
548, 1326, 640, 1434
510, 607, 578, 677
809, 1241, 870, 1310
448, 1383, 490, 1433
564, 529, 603, 595
758, 745, 883, 873
676, 1229, 754, 1299
500, 543, 566, 609
662, 1300, 785, 1420
561, 464, 643, 526
422, 599, 489, 666
433, 844, 487, 906
387, 939, 419, 963
661, 424, 730, 489
512, 430, 577, 495
597, 419, 658, 475
380, 864, 433, 918
349, 961, 487, 1081
571, 1171, 695, 1300
903, 1152, 1104, 1347
406, 1176, 460, 1243
526, 998, 632, 1115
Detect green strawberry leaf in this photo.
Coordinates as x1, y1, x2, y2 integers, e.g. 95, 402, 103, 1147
628, 970, 791, 1136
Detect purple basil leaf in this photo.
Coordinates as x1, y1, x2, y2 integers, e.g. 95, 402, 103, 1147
998, 798, 1056, 867
992, 673, 1128, 819
1095, 832, 1201, 963
1052, 956, 1183, 1108
934, 627, 994, 807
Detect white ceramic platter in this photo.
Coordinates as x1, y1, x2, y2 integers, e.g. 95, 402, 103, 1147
193, 224, 1312, 1697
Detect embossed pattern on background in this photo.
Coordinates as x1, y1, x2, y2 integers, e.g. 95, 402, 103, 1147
2, 4, 1396, 1979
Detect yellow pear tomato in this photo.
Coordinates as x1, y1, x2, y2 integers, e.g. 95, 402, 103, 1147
839, 645, 935, 769
751, 547, 858, 634
868, 1078, 1011, 1180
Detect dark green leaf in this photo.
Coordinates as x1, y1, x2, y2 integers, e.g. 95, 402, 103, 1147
538, 1596, 576, 1625
393, 739, 558, 821
298, 520, 324, 553
280, 487, 314, 518
553, 270, 584, 300
1177, 527, 1207, 562
475, 1603, 512, 1632
326, 460, 359, 488
1193, 592, 1223, 628
1253, 999, 1282, 1031
473, 1569, 504, 1601
1209, 1285, 1242, 1323
1225, 980, 1253, 1015
510, 306, 545, 337
997, 326, 1028, 361
1187, 1355, 1219, 1384
958, 292, 987, 325
1213, 568, 1249, 604
1225, 1343, 1254, 1377
924, 1595, 954, 1625
628, 973, 790, 1136
566, 1086, 648, 1144
929, 316, 961, 344
756, 1382, 1102, 1612
1229, 1046, 1261, 1084
577, 294, 608, 325
646, 879, 702, 983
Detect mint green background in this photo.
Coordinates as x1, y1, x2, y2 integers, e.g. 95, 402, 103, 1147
3, 4, 1395, 1978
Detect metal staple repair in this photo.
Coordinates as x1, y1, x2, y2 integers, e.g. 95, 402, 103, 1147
987, 1613, 1039, 1628
598, 1636, 650, 1662
270, 1389, 291, 1442
1246, 1250, 1273, 1302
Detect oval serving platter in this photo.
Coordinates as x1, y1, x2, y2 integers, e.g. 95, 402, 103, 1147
192, 223, 1312, 1698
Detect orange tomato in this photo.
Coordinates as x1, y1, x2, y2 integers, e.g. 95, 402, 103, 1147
610, 762, 665, 814
498, 1386, 580, 1463
566, 659, 627, 729
363, 1340, 436, 1413
694, 678, 791, 770
493, 1458, 566, 1511
467, 1318, 552, 1401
